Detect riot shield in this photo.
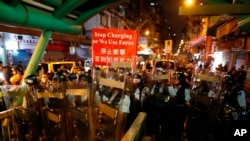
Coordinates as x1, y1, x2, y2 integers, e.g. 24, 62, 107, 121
190, 73, 221, 120
0, 84, 47, 141
90, 63, 131, 141
0, 85, 26, 141
37, 77, 68, 141
65, 72, 91, 141
0, 85, 25, 109
151, 73, 171, 107
191, 74, 221, 102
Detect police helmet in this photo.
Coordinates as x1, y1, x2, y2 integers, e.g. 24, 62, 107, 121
53, 72, 67, 82
133, 74, 141, 84
173, 72, 186, 83
79, 73, 92, 83
193, 76, 201, 82
68, 73, 77, 81
114, 73, 124, 82
24, 74, 38, 85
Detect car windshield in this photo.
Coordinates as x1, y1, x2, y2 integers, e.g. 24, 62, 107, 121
155, 61, 174, 70
52, 63, 74, 72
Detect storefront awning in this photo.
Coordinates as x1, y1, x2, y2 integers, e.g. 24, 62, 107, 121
238, 15, 250, 34
189, 36, 206, 48
216, 18, 238, 38
214, 15, 250, 38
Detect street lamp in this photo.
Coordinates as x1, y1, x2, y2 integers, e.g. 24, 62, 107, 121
185, 0, 195, 6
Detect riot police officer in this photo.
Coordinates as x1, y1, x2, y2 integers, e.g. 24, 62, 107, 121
217, 77, 248, 140
161, 72, 191, 141
19, 74, 44, 141
68, 72, 90, 107
186, 77, 215, 141
45, 72, 67, 109
126, 74, 143, 129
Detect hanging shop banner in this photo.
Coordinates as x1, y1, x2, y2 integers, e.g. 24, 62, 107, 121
92, 28, 138, 66
165, 40, 172, 53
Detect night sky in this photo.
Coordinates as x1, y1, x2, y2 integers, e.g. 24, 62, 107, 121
160, 0, 188, 37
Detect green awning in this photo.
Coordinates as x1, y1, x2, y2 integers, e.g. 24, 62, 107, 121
237, 15, 250, 33
207, 27, 217, 37
209, 15, 250, 38
216, 18, 238, 38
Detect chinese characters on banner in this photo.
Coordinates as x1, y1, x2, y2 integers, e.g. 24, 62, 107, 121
92, 28, 138, 66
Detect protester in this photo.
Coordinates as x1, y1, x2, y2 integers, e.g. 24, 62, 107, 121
10, 66, 23, 85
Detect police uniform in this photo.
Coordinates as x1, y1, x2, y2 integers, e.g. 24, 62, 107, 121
160, 72, 191, 141
19, 74, 44, 141
217, 80, 249, 140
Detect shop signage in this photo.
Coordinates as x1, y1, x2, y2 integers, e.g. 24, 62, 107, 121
165, 40, 172, 53
217, 38, 245, 51
216, 19, 238, 38
92, 28, 138, 66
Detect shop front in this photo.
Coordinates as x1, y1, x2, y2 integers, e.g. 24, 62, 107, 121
0, 32, 73, 68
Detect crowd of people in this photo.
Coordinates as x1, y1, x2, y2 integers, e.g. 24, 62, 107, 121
138, 61, 249, 141
0, 59, 249, 141
0, 60, 92, 140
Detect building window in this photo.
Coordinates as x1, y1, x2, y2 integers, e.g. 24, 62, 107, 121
110, 15, 118, 28
100, 13, 109, 27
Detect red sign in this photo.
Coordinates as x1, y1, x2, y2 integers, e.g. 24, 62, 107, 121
92, 28, 138, 66
46, 43, 67, 51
